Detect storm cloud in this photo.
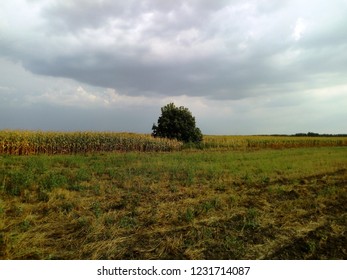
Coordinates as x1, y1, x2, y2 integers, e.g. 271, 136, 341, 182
1, 0, 347, 134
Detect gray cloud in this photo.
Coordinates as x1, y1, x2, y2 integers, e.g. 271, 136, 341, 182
1, 0, 347, 134
36, 1, 346, 99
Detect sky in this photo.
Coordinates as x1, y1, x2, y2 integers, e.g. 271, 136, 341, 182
1, 0, 347, 135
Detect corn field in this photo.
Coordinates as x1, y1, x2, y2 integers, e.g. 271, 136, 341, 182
0, 130, 183, 155
202, 135, 347, 150
1, 130, 346, 155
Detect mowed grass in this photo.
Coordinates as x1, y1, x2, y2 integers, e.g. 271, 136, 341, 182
0, 146, 346, 259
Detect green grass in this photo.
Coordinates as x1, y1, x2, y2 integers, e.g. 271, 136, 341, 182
0, 146, 346, 259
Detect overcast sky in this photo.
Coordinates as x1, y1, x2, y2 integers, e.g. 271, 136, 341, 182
1, 0, 346, 134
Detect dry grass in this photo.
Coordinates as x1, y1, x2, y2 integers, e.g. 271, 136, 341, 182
0, 142, 346, 259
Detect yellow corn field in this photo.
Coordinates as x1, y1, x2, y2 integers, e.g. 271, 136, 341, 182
202, 135, 347, 149
0, 130, 183, 155
1, 130, 346, 155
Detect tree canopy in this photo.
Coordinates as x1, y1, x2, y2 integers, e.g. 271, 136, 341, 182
152, 103, 203, 143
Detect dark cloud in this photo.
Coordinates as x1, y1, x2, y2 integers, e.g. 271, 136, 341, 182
1, 0, 347, 134
20, 0, 342, 101
4, 0, 286, 99
41, 0, 229, 34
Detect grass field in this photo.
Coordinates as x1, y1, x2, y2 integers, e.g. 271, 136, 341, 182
0, 133, 346, 259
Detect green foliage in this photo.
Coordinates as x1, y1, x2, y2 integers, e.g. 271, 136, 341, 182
152, 103, 203, 143
91, 202, 102, 218
40, 172, 67, 191
119, 214, 138, 228
4, 172, 33, 196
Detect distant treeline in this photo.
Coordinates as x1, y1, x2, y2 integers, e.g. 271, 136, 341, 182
294, 132, 347, 137
265, 132, 347, 137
